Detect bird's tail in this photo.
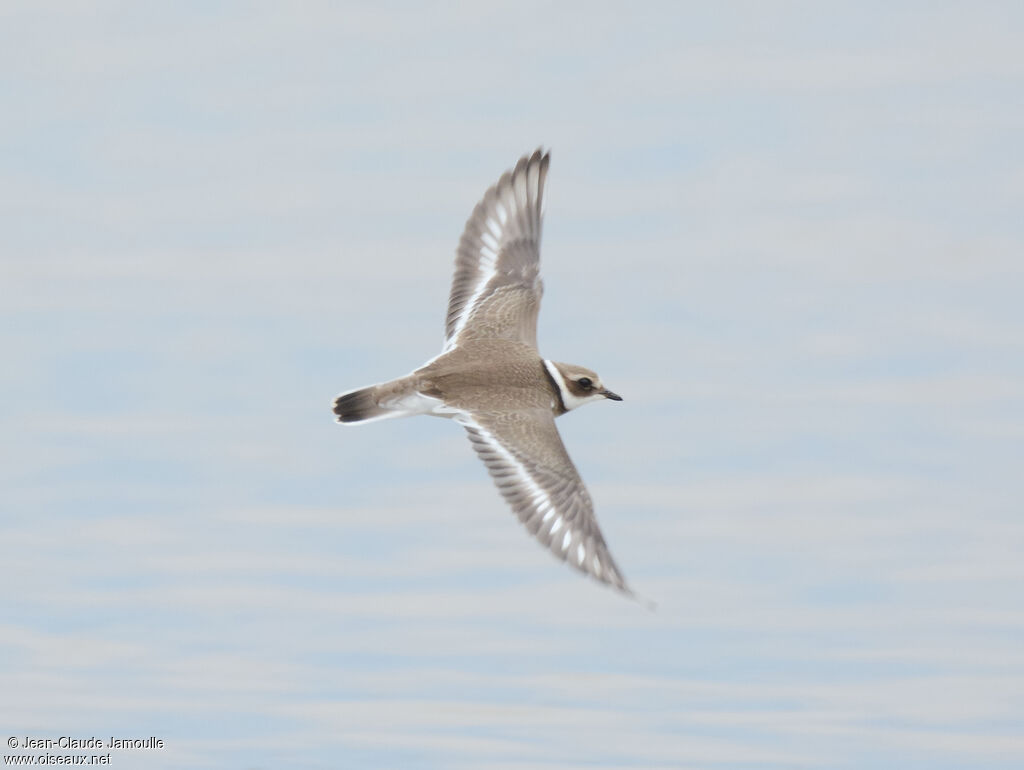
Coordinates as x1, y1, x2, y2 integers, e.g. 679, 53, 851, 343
333, 375, 434, 425
332, 385, 394, 424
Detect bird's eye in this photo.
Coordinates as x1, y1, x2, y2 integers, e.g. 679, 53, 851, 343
577, 377, 593, 389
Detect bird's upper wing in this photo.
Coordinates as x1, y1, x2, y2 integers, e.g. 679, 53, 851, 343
454, 408, 631, 594
444, 149, 549, 352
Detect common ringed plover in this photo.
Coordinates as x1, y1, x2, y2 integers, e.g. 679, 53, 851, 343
334, 149, 638, 598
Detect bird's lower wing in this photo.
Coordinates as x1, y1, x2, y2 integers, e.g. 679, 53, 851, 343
454, 408, 630, 593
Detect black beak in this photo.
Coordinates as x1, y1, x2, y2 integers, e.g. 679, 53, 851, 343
602, 389, 623, 401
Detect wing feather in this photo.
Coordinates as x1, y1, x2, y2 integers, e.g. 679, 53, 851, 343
444, 150, 549, 351
455, 410, 631, 593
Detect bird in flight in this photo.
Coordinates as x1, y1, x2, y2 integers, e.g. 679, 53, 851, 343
334, 149, 637, 598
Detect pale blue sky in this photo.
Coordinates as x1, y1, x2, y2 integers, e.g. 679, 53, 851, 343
3, 2, 1023, 768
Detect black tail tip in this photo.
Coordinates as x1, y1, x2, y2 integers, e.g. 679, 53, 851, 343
332, 388, 386, 424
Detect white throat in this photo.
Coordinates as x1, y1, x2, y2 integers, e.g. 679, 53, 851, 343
543, 359, 599, 412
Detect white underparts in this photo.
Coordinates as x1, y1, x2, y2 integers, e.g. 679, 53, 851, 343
382, 390, 456, 418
